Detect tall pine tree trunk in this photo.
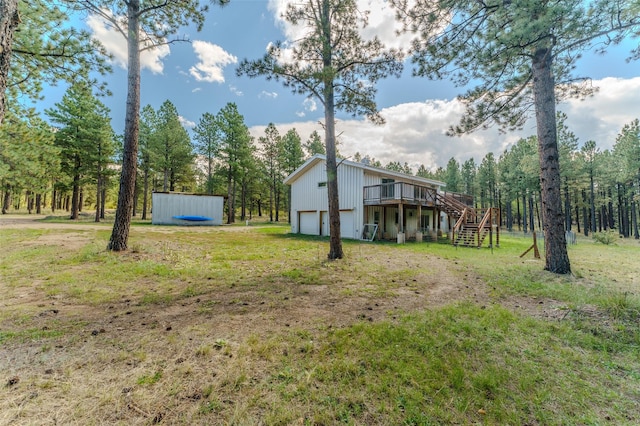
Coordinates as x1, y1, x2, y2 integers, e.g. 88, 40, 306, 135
582, 189, 588, 236
516, 195, 521, 230
226, 167, 234, 224
623, 189, 630, 238
532, 47, 570, 273
607, 187, 615, 229
589, 170, 596, 233
26, 191, 32, 214
240, 181, 247, 221
631, 199, 639, 239
574, 189, 580, 234
564, 179, 571, 231
95, 174, 101, 222
528, 194, 535, 232
71, 171, 81, 220
100, 186, 106, 219
0, 0, 19, 124
275, 187, 280, 222
3, 189, 8, 212
322, 0, 342, 260
269, 180, 273, 222
522, 192, 528, 233
108, 0, 141, 251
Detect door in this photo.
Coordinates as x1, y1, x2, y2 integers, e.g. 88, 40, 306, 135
321, 211, 329, 236
340, 210, 354, 239
381, 178, 395, 199
299, 211, 318, 235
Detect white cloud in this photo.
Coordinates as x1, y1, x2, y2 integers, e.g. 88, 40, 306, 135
86, 11, 170, 74
179, 116, 196, 128
189, 40, 238, 83
259, 91, 278, 99
230, 85, 244, 96
561, 77, 640, 150
303, 98, 317, 112
249, 77, 640, 170
267, 0, 412, 53
358, 0, 415, 50
192, 87, 202, 93
295, 98, 318, 118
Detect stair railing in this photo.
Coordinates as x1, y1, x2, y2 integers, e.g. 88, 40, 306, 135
476, 207, 498, 247
451, 207, 468, 244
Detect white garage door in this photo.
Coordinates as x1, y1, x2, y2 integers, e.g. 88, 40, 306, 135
299, 212, 318, 235
340, 210, 355, 239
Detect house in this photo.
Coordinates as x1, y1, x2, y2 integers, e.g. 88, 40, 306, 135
284, 155, 475, 242
151, 192, 224, 226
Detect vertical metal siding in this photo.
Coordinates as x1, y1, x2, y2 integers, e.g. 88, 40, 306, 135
151, 193, 224, 225
290, 162, 364, 238
337, 164, 363, 238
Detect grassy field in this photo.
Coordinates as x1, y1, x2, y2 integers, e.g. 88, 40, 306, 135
1, 214, 639, 425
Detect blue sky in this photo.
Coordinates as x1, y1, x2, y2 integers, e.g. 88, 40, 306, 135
38, 0, 640, 170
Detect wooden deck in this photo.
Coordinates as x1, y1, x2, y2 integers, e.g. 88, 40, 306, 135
363, 182, 438, 207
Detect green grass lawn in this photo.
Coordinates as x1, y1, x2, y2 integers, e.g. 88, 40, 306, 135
1, 219, 638, 424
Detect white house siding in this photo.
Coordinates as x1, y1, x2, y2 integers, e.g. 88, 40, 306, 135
384, 207, 399, 239
405, 209, 419, 237
363, 172, 381, 187
289, 161, 364, 239
151, 193, 224, 226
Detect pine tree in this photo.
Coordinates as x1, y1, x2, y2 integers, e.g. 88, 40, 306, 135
215, 103, 253, 224
279, 128, 305, 223
444, 157, 461, 193
193, 112, 221, 195
152, 100, 193, 192
258, 123, 282, 222
392, 0, 640, 272
46, 82, 112, 220
238, 0, 403, 260
0, 0, 110, 124
304, 130, 325, 158
0, 109, 59, 213
70, 0, 228, 250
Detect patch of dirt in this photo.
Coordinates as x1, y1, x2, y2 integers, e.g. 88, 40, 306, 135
500, 294, 572, 320
0, 214, 574, 424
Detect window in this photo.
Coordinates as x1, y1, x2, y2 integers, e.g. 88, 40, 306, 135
382, 178, 395, 198
318, 181, 327, 188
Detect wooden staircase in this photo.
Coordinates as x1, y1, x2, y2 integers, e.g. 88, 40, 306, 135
437, 193, 499, 248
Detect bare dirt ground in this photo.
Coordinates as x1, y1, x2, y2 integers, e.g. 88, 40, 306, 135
0, 215, 569, 424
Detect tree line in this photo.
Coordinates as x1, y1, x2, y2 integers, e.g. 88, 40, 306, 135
0, 84, 329, 225
1, 0, 639, 272
10, 79, 638, 244
389, 115, 640, 240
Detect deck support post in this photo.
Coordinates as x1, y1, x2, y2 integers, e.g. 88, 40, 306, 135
416, 204, 422, 242
398, 203, 404, 244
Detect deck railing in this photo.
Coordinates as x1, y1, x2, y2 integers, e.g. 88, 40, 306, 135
363, 182, 437, 206
443, 191, 474, 207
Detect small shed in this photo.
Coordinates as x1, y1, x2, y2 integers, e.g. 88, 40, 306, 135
151, 192, 224, 226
